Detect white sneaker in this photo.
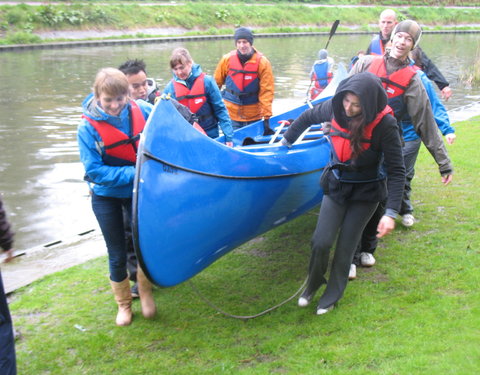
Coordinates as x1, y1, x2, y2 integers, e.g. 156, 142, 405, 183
360, 252, 376, 267
402, 214, 415, 227
348, 264, 356, 280
316, 305, 334, 315
298, 297, 310, 307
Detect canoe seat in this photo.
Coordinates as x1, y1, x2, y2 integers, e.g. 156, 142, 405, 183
239, 123, 324, 150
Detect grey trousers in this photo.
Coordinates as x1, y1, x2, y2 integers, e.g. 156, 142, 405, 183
400, 138, 422, 215
305, 195, 378, 309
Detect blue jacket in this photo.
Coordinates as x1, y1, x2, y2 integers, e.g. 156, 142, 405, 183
77, 93, 153, 198
402, 70, 454, 142
164, 64, 233, 141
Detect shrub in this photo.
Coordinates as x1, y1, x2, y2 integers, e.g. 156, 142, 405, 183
6, 7, 28, 25
4, 31, 41, 44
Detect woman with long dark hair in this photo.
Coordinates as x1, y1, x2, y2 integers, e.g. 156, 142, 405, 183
281, 72, 405, 315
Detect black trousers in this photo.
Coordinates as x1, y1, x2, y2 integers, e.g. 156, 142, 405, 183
305, 195, 378, 309
353, 199, 386, 265
0, 272, 16, 375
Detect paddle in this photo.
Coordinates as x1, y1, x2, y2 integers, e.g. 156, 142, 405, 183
306, 20, 340, 100
325, 19, 340, 50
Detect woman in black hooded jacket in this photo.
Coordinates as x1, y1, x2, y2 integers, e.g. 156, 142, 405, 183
281, 72, 405, 315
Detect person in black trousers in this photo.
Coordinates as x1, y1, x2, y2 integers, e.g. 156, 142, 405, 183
0, 195, 17, 375
281, 72, 405, 315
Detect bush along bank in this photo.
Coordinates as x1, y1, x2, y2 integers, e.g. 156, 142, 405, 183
1, 2, 480, 45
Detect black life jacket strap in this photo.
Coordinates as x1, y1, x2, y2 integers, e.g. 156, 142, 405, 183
104, 134, 140, 150
380, 77, 408, 91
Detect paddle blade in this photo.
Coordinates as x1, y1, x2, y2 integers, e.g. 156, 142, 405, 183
325, 20, 340, 49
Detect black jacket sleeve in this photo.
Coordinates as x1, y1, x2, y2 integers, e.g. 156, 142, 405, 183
375, 117, 406, 214
0, 197, 14, 252
282, 100, 334, 146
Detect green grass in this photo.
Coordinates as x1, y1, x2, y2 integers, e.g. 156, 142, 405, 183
1, 2, 480, 45
9, 117, 480, 374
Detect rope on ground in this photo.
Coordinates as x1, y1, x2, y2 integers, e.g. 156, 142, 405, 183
189, 277, 307, 321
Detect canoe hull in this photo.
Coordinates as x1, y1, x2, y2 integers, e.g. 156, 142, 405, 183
135, 155, 326, 287
133, 66, 346, 287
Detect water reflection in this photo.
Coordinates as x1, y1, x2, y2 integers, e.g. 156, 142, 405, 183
0, 33, 479, 250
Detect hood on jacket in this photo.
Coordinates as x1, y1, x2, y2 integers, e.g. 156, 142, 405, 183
331, 72, 388, 128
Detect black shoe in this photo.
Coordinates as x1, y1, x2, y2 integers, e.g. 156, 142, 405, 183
131, 283, 139, 299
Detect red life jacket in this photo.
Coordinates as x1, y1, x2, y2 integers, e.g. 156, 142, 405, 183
227, 50, 262, 90
83, 100, 146, 165
330, 105, 394, 162
223, 51, 263, 105
173, 73, 207, 113
172, 73, 217, 131
367, 57, 418, 98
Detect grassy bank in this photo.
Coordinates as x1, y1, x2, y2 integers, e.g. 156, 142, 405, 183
1, 1, 480, 45
10, 116, 480, 374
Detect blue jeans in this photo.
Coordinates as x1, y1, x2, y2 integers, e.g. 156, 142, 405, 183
400, 138, 422, 215
0, 272, 16, 375
91, 193, 132, 282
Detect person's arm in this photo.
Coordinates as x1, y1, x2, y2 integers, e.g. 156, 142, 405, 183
0, 197, 15, 262
376, 118, 406, 238
162, 80, 176, 98
77, 121, 136, 187
205, 76, 234, 143
404, 76, 453, 182
282, 100, 332, 146
214, 55, 229, 90
418, 71, 456, 144
381, 118, 406, 217
258, 55, 274, 120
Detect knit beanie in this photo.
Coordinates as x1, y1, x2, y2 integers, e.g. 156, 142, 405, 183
234, 27, 254, 45
391, 20, 422, 48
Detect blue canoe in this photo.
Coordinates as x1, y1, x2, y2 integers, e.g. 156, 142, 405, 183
133, 65, 347, 287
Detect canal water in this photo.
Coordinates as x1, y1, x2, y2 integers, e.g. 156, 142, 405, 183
0, 33, 479, 254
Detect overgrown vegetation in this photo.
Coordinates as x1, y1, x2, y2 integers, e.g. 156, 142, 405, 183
0, 2, 479, 45
9, 117, 480, 374
461, 48, 480, 85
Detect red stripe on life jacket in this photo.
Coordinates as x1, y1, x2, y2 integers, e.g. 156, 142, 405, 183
83, 100, 146, 163
227, 50, 262, 91
173, 73, 207, 114
368, 57, 418, 98
330, 105, 394, 162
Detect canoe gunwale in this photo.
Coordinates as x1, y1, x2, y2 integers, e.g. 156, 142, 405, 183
141, 150, 326, 180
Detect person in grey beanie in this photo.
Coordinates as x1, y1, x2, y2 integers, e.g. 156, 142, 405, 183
349, 19, 454, 277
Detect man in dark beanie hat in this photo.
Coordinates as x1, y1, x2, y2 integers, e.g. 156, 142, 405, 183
214, 27, 274, 134
234, 27, 254, 45
366, 9, 451, 101
349, 19, 454, 275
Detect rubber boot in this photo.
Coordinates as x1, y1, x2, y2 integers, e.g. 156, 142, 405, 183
110, 278, 133, 326
137, 266, 157, 319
